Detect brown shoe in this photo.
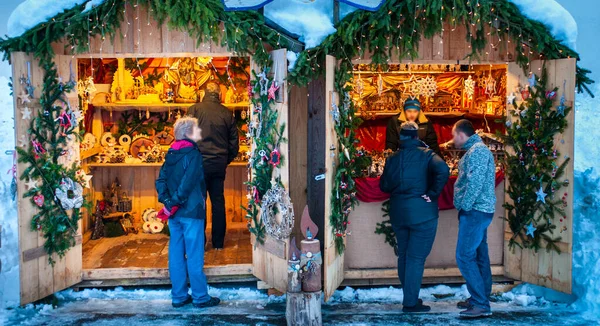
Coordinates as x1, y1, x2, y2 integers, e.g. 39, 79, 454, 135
457, 298, 473, 310
459, 306, 492, 318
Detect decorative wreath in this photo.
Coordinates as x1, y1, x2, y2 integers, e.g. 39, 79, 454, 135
55, 178, 84, 210
260, 184, 295, 240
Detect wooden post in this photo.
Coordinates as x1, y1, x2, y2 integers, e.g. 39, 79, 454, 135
286, 291, 322, 326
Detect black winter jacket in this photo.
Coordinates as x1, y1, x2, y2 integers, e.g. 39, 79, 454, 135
187, 93, 239, 174
380, 138, 450, 226
155, 139, 206, 219
385, 111, 441, 156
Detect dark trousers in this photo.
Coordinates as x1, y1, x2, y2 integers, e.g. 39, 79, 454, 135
392, 218, 438, 307
456, 209, 493, 310
203, 171, 226, 248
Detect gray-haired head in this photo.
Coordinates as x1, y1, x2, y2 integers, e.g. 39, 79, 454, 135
205, 82, 221, 96
173, 116, 198, 140
399, 121, 419, 140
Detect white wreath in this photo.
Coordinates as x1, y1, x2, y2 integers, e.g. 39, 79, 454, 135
260, 184, 295, 240
55, 178, 84, 210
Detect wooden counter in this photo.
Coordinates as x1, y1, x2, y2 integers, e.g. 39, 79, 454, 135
344, 181, 505, 271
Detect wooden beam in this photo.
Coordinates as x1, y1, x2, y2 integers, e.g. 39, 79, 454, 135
82, 264, 253, 281
344, 265, 505, 280
22, 235, 82, 263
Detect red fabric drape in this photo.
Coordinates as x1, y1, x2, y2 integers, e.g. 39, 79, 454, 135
355, 170, 504, 210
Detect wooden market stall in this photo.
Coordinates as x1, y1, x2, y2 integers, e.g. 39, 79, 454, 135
306, 25, 578, 300
5, 2, 308, 305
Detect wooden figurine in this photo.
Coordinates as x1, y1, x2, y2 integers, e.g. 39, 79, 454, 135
300, 206, 322, 292
287, 236, 302, 293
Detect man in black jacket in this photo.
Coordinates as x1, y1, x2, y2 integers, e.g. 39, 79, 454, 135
156, 117, 220, 308
187, 82, 239, 249
385, 98, 442, 156
380, 121, 449, 313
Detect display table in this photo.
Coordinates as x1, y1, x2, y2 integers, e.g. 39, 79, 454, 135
345, 175, 505, 270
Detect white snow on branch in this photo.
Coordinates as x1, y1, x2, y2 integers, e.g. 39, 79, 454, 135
7, 0, 106, 38
508, 0, 577, 49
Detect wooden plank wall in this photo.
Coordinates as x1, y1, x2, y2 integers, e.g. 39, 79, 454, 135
504, 59, 575, 294
13, 53, 83, 305
53, 3, 231, 57
322, 55, 344, 301
88, 165, 248, 229
288, 85, 308, 239
306, 74, 327, 249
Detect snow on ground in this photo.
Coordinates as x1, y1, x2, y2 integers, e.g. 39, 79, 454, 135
508, 0, 577, 49
2, 283, 591, 326
572, 84, 600, 321
0, 76, 19, 314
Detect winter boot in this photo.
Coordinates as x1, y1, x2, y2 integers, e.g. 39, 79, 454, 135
193, 296, 221, 308
459, 306, 492, 318
402, 302, 431, 313
172, 296, 193, 308
457, 298, 473, 309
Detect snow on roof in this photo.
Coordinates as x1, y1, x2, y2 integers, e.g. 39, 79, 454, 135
7, 0, 106, 38
7, 0, 577, 51
508, 0, 577, 49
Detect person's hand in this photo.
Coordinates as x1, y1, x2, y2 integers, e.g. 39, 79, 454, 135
421, 194, 432, 203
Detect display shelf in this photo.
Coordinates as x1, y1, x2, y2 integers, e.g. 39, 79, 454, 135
87, 161, 249, 168
94, 102, 249, 112
80, 146, 102, 160
353, 111, 505, 120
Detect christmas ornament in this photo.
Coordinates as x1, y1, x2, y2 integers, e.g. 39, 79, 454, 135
25, 178, 39, 190
535, 185, 547, 204
354, 74, 365, 95
31, 140, 46, 156
526, 222, 536, 237
464, 75, 475, 100
377, 74, 383, 96
17, 90, 31, 104
33, 194, 44, 207
55, 178, 84, 210
260, 184, 295, 240
269, 149, 281, 167
21, 106, 32, 120
506, 92, 516, 105
268, 80, 279, 101
257, 71, 269, 96
484, 74, 497, 97
545, 90, 557, 100
76, 169, 93, 188
528, 73, 537, 88
521, 88, 530, 100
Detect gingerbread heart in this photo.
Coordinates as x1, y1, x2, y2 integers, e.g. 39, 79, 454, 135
33, 194, 44, 207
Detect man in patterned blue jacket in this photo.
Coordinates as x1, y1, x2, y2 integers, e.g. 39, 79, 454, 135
451, 119, 496, 319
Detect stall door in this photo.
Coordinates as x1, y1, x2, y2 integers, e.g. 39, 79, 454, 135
323, 55, 345, 301
13, 53, 83, 305
504, 58, 576, 293
250, 49, 291, 293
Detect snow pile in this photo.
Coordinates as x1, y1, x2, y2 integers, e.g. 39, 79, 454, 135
0, 76, 19, 309
264, 0, 337, 49
572, 84, 600, 321
55, 285, 285, 304
7, 0, 97, 38
508, 0, 577, 49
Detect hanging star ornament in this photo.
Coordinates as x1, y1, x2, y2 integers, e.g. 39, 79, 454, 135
556, 94, 566, 116
526, 222, 537, 237
528, 73, 537, 88
18, 90, 31, 104
267, 81, 280, 101
21, 106, 32, 120
25, 178, 39, 190
506, 92, 516, 105
535, 185, 547, 204
76, 169, 93, 188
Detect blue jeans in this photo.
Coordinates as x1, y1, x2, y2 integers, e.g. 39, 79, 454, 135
169, 216, 210, 304
392, 218, 438, 307
456, 210, 493, 310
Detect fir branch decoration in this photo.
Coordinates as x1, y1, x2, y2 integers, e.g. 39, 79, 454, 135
16, 60, 86, 265
243, 68, 287, 245
502, 66, 571, 253
289, 0, 593, 96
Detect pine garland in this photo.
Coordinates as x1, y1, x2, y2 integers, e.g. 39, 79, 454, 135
16, 61, 87, 264
243, 69, 287, 245
502, 67, 571, 253
289, 0, 593, 96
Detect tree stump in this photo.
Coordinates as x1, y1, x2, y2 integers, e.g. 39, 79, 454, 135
286, 291, 322, 326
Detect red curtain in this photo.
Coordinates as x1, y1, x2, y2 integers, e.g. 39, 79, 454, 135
355, 170, 504, 210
